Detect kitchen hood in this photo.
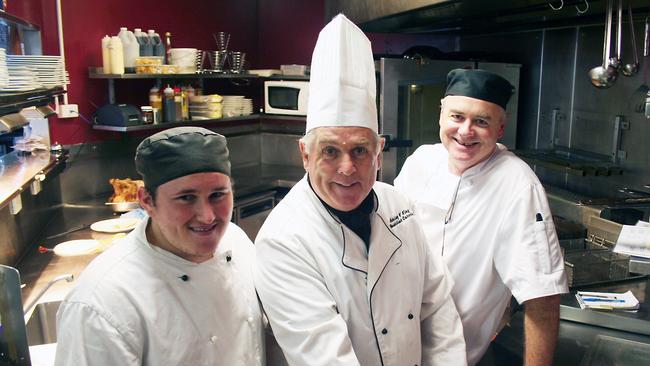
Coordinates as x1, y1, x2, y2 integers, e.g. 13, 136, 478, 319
326, 0, 650, 34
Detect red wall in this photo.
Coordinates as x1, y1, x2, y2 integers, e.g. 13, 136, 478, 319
12, 0, 260, 145
10, 0, 440, 145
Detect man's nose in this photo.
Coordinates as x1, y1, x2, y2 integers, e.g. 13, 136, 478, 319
458, 119, 474, 136
195, 200, 217, 223
338, 153, 356, 176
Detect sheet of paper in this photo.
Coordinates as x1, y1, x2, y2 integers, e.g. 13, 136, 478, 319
613, 225, 650, 259
576, 290, 640, 311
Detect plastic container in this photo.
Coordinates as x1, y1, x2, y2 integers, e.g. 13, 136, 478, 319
109, 36, 124, 74
101, 35, 111, 74
162, 85, 175, 122
148, 30, 165, 57
140, 106, 154, 124
134, 28, 153, 56
117, 27, 138, 70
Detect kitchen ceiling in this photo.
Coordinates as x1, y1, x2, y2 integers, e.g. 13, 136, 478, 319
326, 0, 650, 34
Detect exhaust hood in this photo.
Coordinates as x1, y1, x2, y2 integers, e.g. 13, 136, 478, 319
326, 0, 650, 34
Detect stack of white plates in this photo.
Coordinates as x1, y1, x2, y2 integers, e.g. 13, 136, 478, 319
0, 49, 8, 89
6, 55, 69, 89
242, 98, 253, 116
222, 95, 245, 117
2, 65, 41, 92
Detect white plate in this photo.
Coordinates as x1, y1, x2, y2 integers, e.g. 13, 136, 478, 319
53, 239, 101, 256
90, 218, 140, 233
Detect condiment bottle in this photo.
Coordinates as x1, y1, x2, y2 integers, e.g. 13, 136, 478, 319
148, 30, 165, 57
117, 27, 138, 71
109, 36, 125, 74
173, 86, 183, 121
181, 85, 191, 120
163, 85, 175, 122
101, 35, 111, 74
164, 32, 172, 64
134, 28, 153, 56
149, 85, 162, 122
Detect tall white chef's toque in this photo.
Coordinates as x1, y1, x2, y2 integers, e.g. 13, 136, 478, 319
306, 14, 377, 133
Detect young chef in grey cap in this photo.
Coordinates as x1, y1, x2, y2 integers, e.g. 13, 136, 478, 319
395, 69, 568, 365
254, 14, 466, 366
55, 127, 266, 366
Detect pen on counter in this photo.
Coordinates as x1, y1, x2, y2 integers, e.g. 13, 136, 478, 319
535, 213, 543, 222
582, 298, 625, 303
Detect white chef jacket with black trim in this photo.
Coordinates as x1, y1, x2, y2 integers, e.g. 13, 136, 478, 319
254, 176, 467, 366
55, 218, 264, 366
395, 144, 568, 365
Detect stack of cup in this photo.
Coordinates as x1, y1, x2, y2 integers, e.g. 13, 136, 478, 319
169, 48, 198, 74
229, 52, 246, 74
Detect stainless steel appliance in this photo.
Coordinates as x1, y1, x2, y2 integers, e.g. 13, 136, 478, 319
378, 58, 521, 183
233, 191, 276, 241
0, 265, 31, 366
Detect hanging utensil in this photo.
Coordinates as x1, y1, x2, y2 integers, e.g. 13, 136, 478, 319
630, 17, 650, 113
622, 4, 639, 76
608, 0, 623, 70
589, 0, 617, 88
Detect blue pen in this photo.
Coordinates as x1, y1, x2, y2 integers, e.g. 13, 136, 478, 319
582, 298, 625, 303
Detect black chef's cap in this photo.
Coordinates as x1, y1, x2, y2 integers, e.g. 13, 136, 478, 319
135, 127, 231, 188
444, 68, 514, 110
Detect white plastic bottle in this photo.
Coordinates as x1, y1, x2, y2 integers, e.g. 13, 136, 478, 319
101, 35, 111, 74
109, 36, 125, 74
117, 27, 138, 71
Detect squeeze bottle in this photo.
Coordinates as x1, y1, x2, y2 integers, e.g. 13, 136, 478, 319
109, 36, 125, 74
101, 35, 111, 74
117, 27, 138, 70
163, 85, 175, 122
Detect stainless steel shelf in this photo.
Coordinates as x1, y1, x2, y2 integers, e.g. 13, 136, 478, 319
0, 88, 65, 117
88, 67, 262, 80
92, 114, 262, 132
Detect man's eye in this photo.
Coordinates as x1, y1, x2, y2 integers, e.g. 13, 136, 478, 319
474, 119, 489, 127
210, 191, 226, 201
322, 146, 338, 158
450, 114, 464, 122
352, 146, 368, 157
176, 194, 196, 202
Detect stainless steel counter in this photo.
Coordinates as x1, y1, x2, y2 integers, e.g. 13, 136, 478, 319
0, 150, 65, 210
490, 278, 650, 365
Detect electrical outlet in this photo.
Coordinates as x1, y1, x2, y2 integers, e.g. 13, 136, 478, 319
58, 104, 79, 119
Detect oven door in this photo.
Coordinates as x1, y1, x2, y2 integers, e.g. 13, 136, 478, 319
234, 191, 276, 241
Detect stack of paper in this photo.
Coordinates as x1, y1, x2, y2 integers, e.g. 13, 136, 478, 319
575, 290, 640, 311
614, 223, 650, 258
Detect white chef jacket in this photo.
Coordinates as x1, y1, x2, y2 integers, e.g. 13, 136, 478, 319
254, 176, 467, 366
395, 144, 568, 365
55, 218, 265, 366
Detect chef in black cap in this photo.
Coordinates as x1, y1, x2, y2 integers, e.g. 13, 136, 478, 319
395, 69, 568, 365
56, 127, 267, 366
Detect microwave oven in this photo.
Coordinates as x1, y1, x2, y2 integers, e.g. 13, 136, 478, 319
264, 80, 309, 116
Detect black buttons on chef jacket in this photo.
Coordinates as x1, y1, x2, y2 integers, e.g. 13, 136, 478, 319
408, 313, 414, 319
178, 274, 189, 281
381, 328, 388, 335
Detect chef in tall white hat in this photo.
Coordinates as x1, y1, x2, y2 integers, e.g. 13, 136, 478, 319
254, 14, 467, 366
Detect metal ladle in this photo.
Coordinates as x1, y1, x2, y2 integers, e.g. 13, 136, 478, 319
622, 4, 639, 76
589, 0, 618, 88
609, 0, 623, 71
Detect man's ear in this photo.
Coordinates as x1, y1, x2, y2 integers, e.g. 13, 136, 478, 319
138, 186, 154, 215
298, 140, 310, 170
